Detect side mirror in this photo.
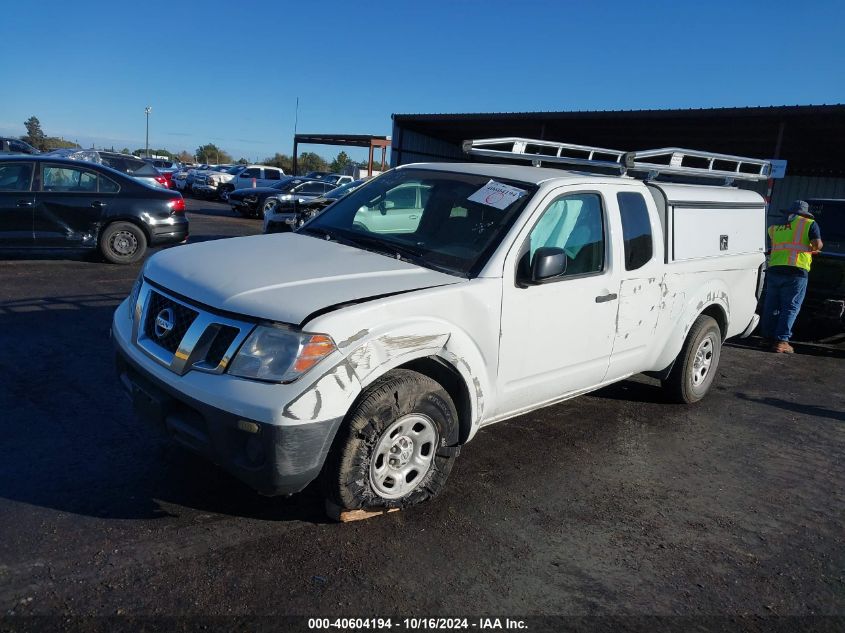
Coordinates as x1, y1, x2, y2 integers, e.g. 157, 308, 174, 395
380, 199, 395, 214
523, 247, 567, 285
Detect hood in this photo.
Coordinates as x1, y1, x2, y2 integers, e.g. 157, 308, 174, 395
143, 233, 463, 325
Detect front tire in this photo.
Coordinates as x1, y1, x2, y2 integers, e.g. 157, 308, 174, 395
663, 315, 722, 404
99, 221, 147, 264
323, 369, 459, 510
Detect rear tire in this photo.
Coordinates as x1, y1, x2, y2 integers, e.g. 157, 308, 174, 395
663, 315, 722, 404
323, 369, 459, 510
99, 222, 147, 265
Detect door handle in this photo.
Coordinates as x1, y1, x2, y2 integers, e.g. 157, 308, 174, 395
595, 293, 618, 303
409, 215, 419, 220
16, 200, 33, 208
91, 201, 107, 209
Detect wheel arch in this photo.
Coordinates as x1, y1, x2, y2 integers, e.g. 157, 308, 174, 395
397, 357, 473, 446
649, 282, 732, 373
100, 216, 152, 243
700, 302, 728, 341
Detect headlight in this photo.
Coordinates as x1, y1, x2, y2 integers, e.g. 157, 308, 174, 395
127, 266, 145, 322
228, 326, 336, 382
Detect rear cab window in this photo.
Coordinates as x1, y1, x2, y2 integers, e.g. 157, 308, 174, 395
617, 191, 654, 270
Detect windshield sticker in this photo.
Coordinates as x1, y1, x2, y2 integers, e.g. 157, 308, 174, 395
468, 180, 527, 210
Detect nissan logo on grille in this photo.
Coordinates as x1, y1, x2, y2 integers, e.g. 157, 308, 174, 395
154, 308, 175, 339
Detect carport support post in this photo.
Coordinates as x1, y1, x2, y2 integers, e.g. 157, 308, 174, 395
368, 144, 374, 176
292, 138, 298, 176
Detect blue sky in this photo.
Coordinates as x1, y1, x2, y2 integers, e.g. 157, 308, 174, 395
2, 0, 843, 163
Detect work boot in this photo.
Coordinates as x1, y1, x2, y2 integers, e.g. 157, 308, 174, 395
772, 341, 794, 354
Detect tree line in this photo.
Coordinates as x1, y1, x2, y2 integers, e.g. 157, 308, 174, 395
21, 116, 79, 151
195, 143, 355, 175
17, 115, 366, 175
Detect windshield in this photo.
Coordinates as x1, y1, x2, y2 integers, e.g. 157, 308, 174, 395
325, 179, 363, 199
301, 168, 537, 277
271, 177, 308, 191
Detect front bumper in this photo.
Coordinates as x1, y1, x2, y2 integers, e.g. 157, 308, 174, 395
230, 197, 259, 212
192, 184, 219, 195
111, 300, 345, 496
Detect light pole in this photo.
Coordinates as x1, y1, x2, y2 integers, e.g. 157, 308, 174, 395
144, 106, 152, 158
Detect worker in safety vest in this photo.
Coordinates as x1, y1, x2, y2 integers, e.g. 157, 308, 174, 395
760, 200, 823, 353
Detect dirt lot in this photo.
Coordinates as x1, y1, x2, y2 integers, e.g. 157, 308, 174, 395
0, 199, 843, 630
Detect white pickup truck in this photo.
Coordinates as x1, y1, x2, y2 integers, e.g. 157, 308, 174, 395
112, 138, 769, 511
193, 164, 286, 199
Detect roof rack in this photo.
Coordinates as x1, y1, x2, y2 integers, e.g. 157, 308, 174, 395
462, 137, 772, 184
462, 137, 627, 173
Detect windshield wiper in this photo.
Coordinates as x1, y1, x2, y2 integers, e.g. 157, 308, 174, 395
337, 231, 424, 262
300, 226, 336, 241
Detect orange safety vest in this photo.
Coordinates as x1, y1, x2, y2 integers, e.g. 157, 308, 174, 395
767, 216, 815, 272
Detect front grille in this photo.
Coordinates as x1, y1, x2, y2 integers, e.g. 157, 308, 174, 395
143, 291, 199, 353
134, 282, 253, 376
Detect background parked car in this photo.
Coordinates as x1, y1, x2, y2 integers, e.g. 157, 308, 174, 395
202, 165, 287, 201
260, 179, 339, 217
797, 198, 845, 338
0, 137, 40, 155
44, 149, 168, 189
320, 173, 354, 186
0, 155, 187, 263
174, 164, 218, 193
191, 165, 245, 198
263, 178, 368, 233
142, 158, 182, 188
228, 176, 318, 218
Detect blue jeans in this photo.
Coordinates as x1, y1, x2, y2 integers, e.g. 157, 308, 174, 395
760, 271, 808, 341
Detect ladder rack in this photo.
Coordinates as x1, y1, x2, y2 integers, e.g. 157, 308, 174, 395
462, 137, 772, 184
462, 137, 627, 173
624, 147, 771, 182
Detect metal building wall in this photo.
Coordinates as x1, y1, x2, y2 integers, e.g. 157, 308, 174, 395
390, 126, 462, 166
770, 176, 845, 215
392, 119, 845, 228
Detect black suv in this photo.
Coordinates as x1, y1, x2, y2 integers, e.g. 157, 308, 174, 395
802, 199, 845, 336
0, 156, 188, 264
0, 137, 40, 155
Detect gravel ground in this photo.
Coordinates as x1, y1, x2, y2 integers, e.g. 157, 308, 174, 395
0, 199, 843, 631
